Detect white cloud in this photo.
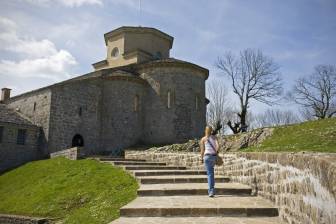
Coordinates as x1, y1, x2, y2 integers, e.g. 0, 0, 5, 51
0, 50, 76, 81
0, 17, 77, 81
23, 0, 103, 7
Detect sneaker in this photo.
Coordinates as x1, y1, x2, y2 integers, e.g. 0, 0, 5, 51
209, 194, 214, 197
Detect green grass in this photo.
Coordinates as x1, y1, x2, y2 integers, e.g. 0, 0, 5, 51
244, 117, 336, 152
0, 157, 138, 224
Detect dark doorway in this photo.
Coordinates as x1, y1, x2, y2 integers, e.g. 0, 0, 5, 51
72, 134, 84, 147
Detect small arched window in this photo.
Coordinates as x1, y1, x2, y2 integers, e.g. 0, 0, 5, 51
134, 95, 140, 112
111, 47, 119, 59
167, 90, 171, 109
33, 102, 36, 111
195, 95, 200, 111
78, 107, 82, 116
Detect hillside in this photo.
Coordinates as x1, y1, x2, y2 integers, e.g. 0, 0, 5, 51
245, 117, 336, 152
143, 117, 336, 153
0, 157, 138, 224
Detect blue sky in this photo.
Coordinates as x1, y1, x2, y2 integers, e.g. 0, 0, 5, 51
0, 0, 335, 113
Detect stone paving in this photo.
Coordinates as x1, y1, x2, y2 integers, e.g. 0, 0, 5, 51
93, 157, 283, 224
112, 217, 282, 224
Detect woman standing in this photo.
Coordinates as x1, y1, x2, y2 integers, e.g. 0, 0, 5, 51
200, 126, 219, 197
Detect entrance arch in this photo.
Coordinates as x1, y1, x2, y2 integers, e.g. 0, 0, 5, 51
72, 134, 84, 147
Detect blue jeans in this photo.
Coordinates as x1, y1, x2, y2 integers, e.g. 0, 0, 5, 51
204, 154, 216, 196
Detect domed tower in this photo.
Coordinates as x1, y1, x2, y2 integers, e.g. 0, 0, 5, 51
138, 58, 208, 145
93, 26, 208, 148
92, 26, 174, 70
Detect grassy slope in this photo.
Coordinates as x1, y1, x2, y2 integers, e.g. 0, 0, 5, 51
244, 117, 336, 152
0, 157, 138, 224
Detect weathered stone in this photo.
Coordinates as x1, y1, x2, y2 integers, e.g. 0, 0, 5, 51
125, 150, 336, 224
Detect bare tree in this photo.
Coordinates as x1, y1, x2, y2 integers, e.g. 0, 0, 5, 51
206, 80, 233, 134
251, 109, 301, 128
288, 65, 336, 119
216, 49, 283, 133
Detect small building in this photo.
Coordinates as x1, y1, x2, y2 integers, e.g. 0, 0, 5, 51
0, 102, 40, 173
1, 26, 209, 162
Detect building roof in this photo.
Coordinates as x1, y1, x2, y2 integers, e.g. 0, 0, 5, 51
104, 26, 174, 47
6, 58, 208, 101
137, 58, 209, 79
0, 104, 35, 126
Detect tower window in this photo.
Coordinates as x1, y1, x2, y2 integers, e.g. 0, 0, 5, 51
17, 129, 26, 145
195, 95, 200, 111
78, 107, 82, 116
33, 102, 36, 111
111, 47, 119, 59
167, 91, 171, 109
134, 95, 140, 112
0, 126, 3, 143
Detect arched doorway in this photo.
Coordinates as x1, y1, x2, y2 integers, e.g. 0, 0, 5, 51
72, 134, 84, 147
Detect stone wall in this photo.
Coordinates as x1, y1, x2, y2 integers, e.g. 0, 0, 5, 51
139, 66, 206, 144
0, 214, 48, 224
48, 79, 101, 154
0, 122, 40, 173
125, 149, 336, 224
2, 61, 208, 157
6, 89, 52, 156
50, 147, 82, 160
100, 76, 146, 154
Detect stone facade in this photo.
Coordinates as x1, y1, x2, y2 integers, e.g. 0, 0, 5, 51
5, 89, 51, 156
125, 149, 336, 224
0, 104, 40, 173
0, 122, 40, 173
1, 26, 208, 158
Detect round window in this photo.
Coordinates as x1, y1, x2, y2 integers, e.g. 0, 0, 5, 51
111, 47, 119, 58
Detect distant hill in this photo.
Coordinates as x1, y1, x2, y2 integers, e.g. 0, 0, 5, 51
245, 117, 336, 152
0, 157, 138, 224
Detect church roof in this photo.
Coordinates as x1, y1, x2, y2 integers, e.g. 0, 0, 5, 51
104, 26, 174, 47
0, 104, 35, 126
6, 57, 208, 101
137, 58, 209, 79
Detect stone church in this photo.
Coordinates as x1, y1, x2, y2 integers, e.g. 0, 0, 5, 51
0, 26, 208, 172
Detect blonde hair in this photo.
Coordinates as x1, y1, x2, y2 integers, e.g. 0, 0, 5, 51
205, 126, 213, 137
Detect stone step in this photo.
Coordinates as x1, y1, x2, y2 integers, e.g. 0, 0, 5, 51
138, 183, 251, 196
123, 166, 187, 171
108, 161, 167, 166
111, 217, 283, 224
138, 175, 230, 184
120, 196, 279, 217
133, 170, 207, 176
94, 157, 146, 162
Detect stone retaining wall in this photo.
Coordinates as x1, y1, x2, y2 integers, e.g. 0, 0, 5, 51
0, 214, 48, 224
125, 149, 336, 224
50, 147, 83, 160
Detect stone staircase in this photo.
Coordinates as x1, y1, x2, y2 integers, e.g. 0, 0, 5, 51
96, 157, 283, 224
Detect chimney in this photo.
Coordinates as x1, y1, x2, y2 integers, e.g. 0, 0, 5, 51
1, 88, 11, 102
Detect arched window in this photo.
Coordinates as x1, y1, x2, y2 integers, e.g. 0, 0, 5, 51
72, 134, 84, 147
167, 90, 171, 109
134, 95, 139, 112
33, 102, 36, 111
111, 47, 119, 59
78, 107, 82, 116
195, 95, 200, 111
